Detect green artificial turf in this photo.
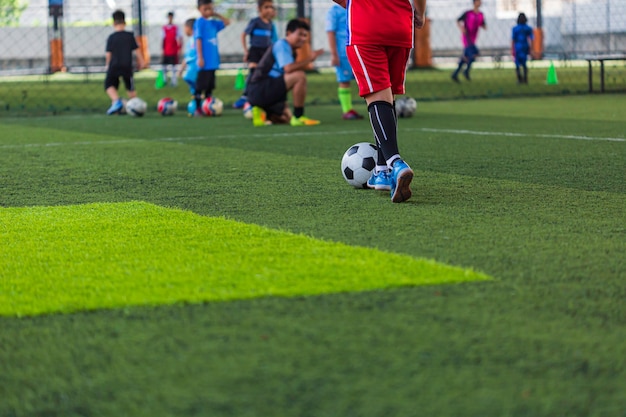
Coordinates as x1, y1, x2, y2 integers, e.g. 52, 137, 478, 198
0, 202, 487, 317
0, 64, 617, 116
0, 95, 625, 416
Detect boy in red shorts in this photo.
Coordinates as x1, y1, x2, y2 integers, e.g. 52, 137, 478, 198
334, 0, 426, 203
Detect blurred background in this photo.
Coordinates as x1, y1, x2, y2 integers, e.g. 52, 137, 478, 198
1, 0, 625, 115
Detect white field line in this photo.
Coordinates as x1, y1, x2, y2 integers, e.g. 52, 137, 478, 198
0, 127, 624, 149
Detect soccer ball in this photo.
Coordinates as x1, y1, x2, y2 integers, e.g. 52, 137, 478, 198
341, 142, 377, 189
187, 100, 197, 116
201, 97, 224, 117
119, 98, 128, 115
157, 97, 177, 116
242, 102, 253, 119
395, 97, 417, 118
126, 97, 147, 117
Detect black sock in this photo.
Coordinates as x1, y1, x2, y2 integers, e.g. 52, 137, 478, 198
294, 107, 304, 118
453, 61, 464, 77
368, 101, 399, 165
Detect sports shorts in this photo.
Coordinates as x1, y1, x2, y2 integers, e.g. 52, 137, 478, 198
247, 46, 270, 64
247, 76, 287, 116
162, 55, 179, 65
195, 69, 216, 96
346, 44, 411, 97
104, 67, 134, 92
335, 56, 355, 83
463, 45, 480, 61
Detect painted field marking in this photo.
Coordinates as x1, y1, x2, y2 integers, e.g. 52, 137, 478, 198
0, 127, 624, 150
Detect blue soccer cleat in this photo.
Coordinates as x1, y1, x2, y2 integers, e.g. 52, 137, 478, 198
366, 170, 392, 191
390, 159, 414, 203
107, 99, 123, 115
233, 96, 248, 109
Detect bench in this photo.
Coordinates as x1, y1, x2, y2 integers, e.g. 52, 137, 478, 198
584, 54, 626, 93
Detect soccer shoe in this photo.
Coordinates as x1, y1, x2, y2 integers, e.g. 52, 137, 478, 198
252, 106, 269, 127
107, 99, 123, 115
366, 170, 392, 191
233, 96, 248, 109
290, 116, 321, 126
390, 159, 414, 203
463, 70, 471, 81
342, 109, 364, 120
451, 73, 460, 83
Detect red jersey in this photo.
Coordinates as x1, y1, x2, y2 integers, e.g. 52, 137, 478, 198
162, 24, 180, 56
346, 0, 414, 48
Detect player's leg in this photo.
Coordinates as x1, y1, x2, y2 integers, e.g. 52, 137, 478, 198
336, 58, 362, 120
194, 71, 210, 116
520, 54, 529, 83
451, 51, 467, 82
105, 71, 123, 115
348, 44, 412, 201
463, 45, 479, 80
205, 70, 216, 98
515, 57, 523, 83
247, 77, 283, 126
170, 56, 178, 87
284, 70, 319, 126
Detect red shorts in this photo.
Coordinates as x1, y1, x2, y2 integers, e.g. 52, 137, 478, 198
346, 45, 411, 97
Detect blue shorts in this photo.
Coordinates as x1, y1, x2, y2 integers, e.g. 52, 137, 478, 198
183, 67, 198, 94
335, 57, 355, 83
514, 48, 529, 67
463, 45, 480, 61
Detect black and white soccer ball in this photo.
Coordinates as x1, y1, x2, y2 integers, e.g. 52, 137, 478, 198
341, 142, 377, 189
126, 97, 147, 117
395, 97, 417, 118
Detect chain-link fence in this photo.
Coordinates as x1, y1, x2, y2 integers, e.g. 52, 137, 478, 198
1, 0, 625, 115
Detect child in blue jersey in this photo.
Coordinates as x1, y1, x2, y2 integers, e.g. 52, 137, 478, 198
193, 0, 230, 116
234, 0, 278, 109
247, 19, 323, 126
326, 3, 363, 120
511, 12, 533, 84
177, 18, 198, 95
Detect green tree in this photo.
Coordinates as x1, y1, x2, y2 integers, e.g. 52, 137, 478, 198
0, 0, 27, 27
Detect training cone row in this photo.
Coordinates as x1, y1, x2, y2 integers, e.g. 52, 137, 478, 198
546, 61, 558, 85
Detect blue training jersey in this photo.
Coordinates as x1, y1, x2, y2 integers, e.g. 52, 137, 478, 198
183, 37, 198, 82
268, 39, 295, 78
512, 24, 533, 53
194, 17, 226, 70
244, 17, 277, 49
325, 3, 348, 57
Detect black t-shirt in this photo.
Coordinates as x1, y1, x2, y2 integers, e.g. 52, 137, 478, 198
106, 31, 138, 70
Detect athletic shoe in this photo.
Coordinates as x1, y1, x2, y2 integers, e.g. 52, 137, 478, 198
252, 106, 268, 127
107, 99, 123, 115
342, 109, 364, 120
451, 73, 460, 83
233, 96, 248, 109
290, 116, 321, 126
390, 159, 414, 203
463, 70, 471, 81
366, 170, 392, 191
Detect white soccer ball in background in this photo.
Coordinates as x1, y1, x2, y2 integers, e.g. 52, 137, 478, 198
126, 97, 147, 117
242, 102, 253, 119
119, 98, 128, 115
395, 97, 417, 118
341, 142, 377, 189
201, 97, 224, 117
